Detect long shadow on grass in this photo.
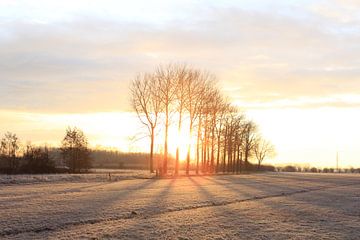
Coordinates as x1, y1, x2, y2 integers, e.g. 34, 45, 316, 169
186, 176, 264, 238
108, 178, 177, 239
203, 175, 301, 199
0, 178, 159, 237
208, 174, 360, 239
242, 185, 360, 239
195, 176, 349, 239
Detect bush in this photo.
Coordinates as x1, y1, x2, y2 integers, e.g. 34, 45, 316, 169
20, 145, 55, 174
282, 165, 297, 172
259, 164, 276, 172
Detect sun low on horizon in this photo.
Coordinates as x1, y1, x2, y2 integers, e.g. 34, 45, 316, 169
1, 0, 360, 168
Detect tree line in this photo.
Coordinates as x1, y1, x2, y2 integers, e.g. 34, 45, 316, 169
0, 127, 91, 174
130, 64, 275, 175
277, 165, 360, 174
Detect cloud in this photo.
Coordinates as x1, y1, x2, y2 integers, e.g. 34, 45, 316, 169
1, 1, 360, 112
233, 94, 360, 110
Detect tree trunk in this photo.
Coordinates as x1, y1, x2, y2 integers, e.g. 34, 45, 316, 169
186, 122, 193, 175
163, 105, 169, 175
216, 126, 222, 173
258, 159, 261, 170
202, 115, 208, 173
150, 127, 155, 173
236, 145, 240, 174
232, 144, 237, 173
222, 127, 227, 173
239, 151, 242, 173
175, 109, 183, 175
196, 116, 202, 175
244, 146, 249, 171
227, 131, 232, 173
210, 125, 215, 173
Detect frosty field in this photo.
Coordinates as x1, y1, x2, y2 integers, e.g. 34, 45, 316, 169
0, 172, 359, 239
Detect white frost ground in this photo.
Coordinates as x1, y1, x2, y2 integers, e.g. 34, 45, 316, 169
0, 169, 153, 185
0, 172, 359, 239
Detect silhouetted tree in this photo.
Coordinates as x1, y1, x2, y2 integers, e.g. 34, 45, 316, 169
174, 65, 189, 175
215, 102, 230, 173
186, 70, 214, 175
129, 63, 275, 176
61, 127, 91, 173
254, 136, 276, 170
130, 73, 162, 173
221, 107, 242, 173
0, 132, 20, 173
156, 64, 179, 175
242, 121, 257, 171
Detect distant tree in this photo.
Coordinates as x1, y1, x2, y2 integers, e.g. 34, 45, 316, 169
130, 73, 162, 173
254, 136, 276, 170
22, 144, 55, 173
0, 132, 20, 173
283, 165, 297, 172
260, 164, 276, 172
60, 127, 91, 173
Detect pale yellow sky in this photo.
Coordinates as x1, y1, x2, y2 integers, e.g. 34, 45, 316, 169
1, 0, 360, 167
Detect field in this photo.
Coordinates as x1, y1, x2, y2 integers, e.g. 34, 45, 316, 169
0, 172, 359, 239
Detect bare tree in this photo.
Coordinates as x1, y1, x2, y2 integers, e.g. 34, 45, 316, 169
254, 136, 276, 170
0, 132, 20, 173
174, 65, 189, 175
156, 64, 179, 175
208, 89, 223, 173
61, 127, 91, 173
192, 76, 215, 174
242, 121, 257, 171
215, 102, 230, 173
220, 107, 238, 173
129, 63, 273, 176
130, 73, 162, 173
233, 114, 246, 173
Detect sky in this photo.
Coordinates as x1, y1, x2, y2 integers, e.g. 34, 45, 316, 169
1, 0, 360, 168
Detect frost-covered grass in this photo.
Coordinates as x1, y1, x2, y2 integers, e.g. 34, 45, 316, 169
0, 172, 359, 239
0, 169, 154, 185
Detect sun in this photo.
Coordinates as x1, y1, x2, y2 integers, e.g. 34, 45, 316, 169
168, 125, 195, 161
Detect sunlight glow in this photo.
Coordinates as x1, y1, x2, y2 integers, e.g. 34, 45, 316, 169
2, 107, 359, 168
1, 0, 360, 169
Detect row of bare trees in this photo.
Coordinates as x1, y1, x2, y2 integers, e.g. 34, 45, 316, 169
130, 64, 275, 175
